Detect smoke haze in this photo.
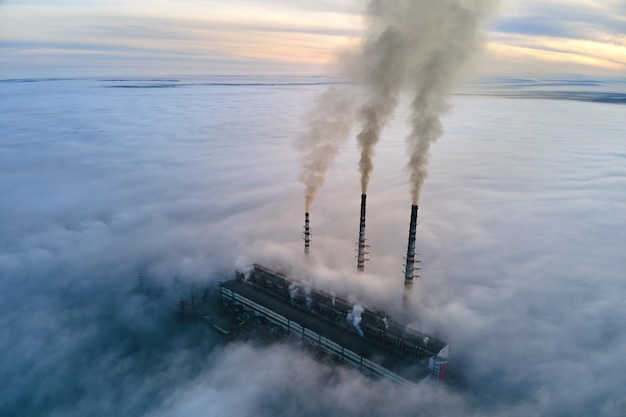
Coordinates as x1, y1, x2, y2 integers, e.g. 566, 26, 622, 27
353, 2, 408, 193
405, 0, 497, 203
297, 87, 356, 211
299, 0, 498, 203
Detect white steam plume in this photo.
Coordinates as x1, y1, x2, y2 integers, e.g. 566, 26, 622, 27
347, 304, 365, 337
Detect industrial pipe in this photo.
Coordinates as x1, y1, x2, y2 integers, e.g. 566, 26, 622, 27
404, 205, 418, 286
357, 194, 367, 271
304, 212, 311, 255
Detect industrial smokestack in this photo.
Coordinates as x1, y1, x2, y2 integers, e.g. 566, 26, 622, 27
404, 205, 418, 286
357, 194, 367, 271
304, 212, 311, 255
403, 280, 413, 309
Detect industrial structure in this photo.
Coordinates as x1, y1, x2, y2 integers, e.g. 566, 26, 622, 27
404, 204, 420, 287
218, 264, 449, 386
206, 187, 445, 387
356, 194, 369, 271
303, 212, 311, 255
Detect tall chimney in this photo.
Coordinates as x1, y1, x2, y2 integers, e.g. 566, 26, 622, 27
304, 212, 311, 254
404, 205, 418, 286
357, 194, 367, 271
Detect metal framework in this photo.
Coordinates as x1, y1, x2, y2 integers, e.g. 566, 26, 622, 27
221, 264, 449, 385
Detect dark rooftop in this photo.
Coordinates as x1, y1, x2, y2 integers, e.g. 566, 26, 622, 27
221, 264, 448, 382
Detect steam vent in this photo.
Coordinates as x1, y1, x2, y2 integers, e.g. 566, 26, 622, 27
357, 194, 368, 271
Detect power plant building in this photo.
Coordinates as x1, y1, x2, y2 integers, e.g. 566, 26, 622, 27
220, 264, 449, 386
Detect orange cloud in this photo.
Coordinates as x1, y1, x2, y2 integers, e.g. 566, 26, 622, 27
487, 33, 626, 74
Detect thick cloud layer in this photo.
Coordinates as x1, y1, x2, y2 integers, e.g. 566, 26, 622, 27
0, 76, 625, 416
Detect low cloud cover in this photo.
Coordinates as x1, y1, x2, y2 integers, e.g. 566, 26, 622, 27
1, 77, 625, 416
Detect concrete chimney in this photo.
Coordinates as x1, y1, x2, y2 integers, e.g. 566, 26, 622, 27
304, 212, 311, 254
357, 194, 367, 271
404, 205, 418, 286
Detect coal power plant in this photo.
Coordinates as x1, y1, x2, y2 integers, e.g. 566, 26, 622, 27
202, 264, 449, 387
275, 0, 501, 389
189, 193, 448, 388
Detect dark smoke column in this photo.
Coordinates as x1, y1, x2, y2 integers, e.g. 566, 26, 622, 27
357, 194, 367, 271
404, 205, 418, 287
304, 212, 311, 255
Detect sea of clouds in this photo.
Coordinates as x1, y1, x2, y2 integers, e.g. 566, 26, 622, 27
0, 76, 624, 416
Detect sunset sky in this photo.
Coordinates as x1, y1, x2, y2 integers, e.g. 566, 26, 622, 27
1, 0, 624, 78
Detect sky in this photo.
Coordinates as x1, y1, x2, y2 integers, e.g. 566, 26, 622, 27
0, 0, 625, 78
